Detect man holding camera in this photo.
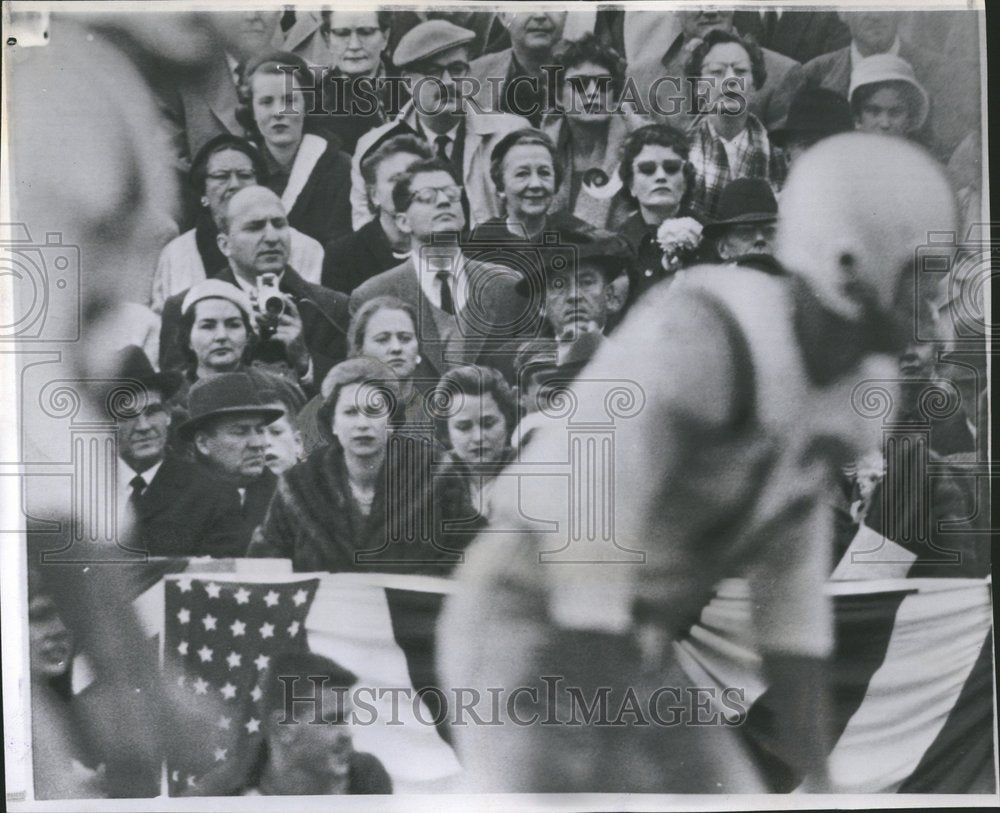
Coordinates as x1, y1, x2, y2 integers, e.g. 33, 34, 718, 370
160, 185, 350, 390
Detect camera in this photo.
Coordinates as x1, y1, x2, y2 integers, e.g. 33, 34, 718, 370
256, 273, 286, 339
256, 273, 286, 317
0, 224, 81, 341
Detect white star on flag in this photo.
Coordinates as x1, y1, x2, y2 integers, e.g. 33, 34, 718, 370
186, 775, 197, 787
164, 576, 320, 792
177, 577, 193, 593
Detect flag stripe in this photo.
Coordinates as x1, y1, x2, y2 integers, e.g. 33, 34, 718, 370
897, 632, 996, 793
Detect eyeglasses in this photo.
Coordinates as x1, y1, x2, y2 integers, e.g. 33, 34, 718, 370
565, 75, 614, 94
407, 185, 462, 206
634, 159, 687, 177
328, 26, 382, 40
412, 60, 471, 79
207, 169, 256, 183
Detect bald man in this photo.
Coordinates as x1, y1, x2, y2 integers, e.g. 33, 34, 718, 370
439, 135, 959, 793
160, 186, 350, 386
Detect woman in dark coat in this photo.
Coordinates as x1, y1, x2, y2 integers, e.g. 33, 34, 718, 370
238, 51, 353, 245
431, 364, 518, 528
248, 358, 473, 573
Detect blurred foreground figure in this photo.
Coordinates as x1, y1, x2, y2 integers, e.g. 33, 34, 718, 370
7, 12, 233, 798
439, 134, 957, 793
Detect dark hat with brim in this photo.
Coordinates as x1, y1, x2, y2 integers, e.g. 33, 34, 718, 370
113, 345, 183, 401
769, 87, 854, 148
177, 372, 284, 440
514, 230, 632, 296
702, 178, 778, 238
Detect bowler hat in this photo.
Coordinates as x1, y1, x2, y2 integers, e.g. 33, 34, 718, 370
770, 87, 854, 147
113, 345, 182, 401
394, 20, 476, 68
702, 179, 778, 237
177, 372, 283, 440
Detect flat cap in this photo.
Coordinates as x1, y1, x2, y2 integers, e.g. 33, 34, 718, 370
394, 20, 476, 68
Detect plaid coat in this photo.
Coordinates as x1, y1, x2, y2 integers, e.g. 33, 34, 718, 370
688, 114, 786, 222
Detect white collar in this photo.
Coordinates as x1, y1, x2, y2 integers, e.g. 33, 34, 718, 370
419, 119, 461, 145
225, 52, 241, 85
706, 119, 750, 146
119, 457, 163, 488
851, 36, 900, 65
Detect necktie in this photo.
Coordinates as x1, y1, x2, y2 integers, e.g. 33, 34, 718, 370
436, 270, 455, 315
129, 474, 147, 506
435, 134, 451, 161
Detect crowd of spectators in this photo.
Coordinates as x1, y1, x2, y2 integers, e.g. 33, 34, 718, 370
21, 7, 987, 799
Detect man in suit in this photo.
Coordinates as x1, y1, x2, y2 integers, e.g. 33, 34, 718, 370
349, 20, 529, 230
322, 134, 431, 294
160, 186, 350, 388
733, 8, 850, 65
178, 372, 285, 553
159, 10, 284, 169
467, 12, 568, 127
798, 11, 948, 157
112, 346, 245, 557
350, 158, 532, 381
530, 232, 630, 362
626, 9, 802, 132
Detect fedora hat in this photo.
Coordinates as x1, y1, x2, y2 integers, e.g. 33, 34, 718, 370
177, 372, 283, 440
702, 179, 777, 238
113, 345, 182, 401
514, 230, 632, 296
770, 87, 854, 147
